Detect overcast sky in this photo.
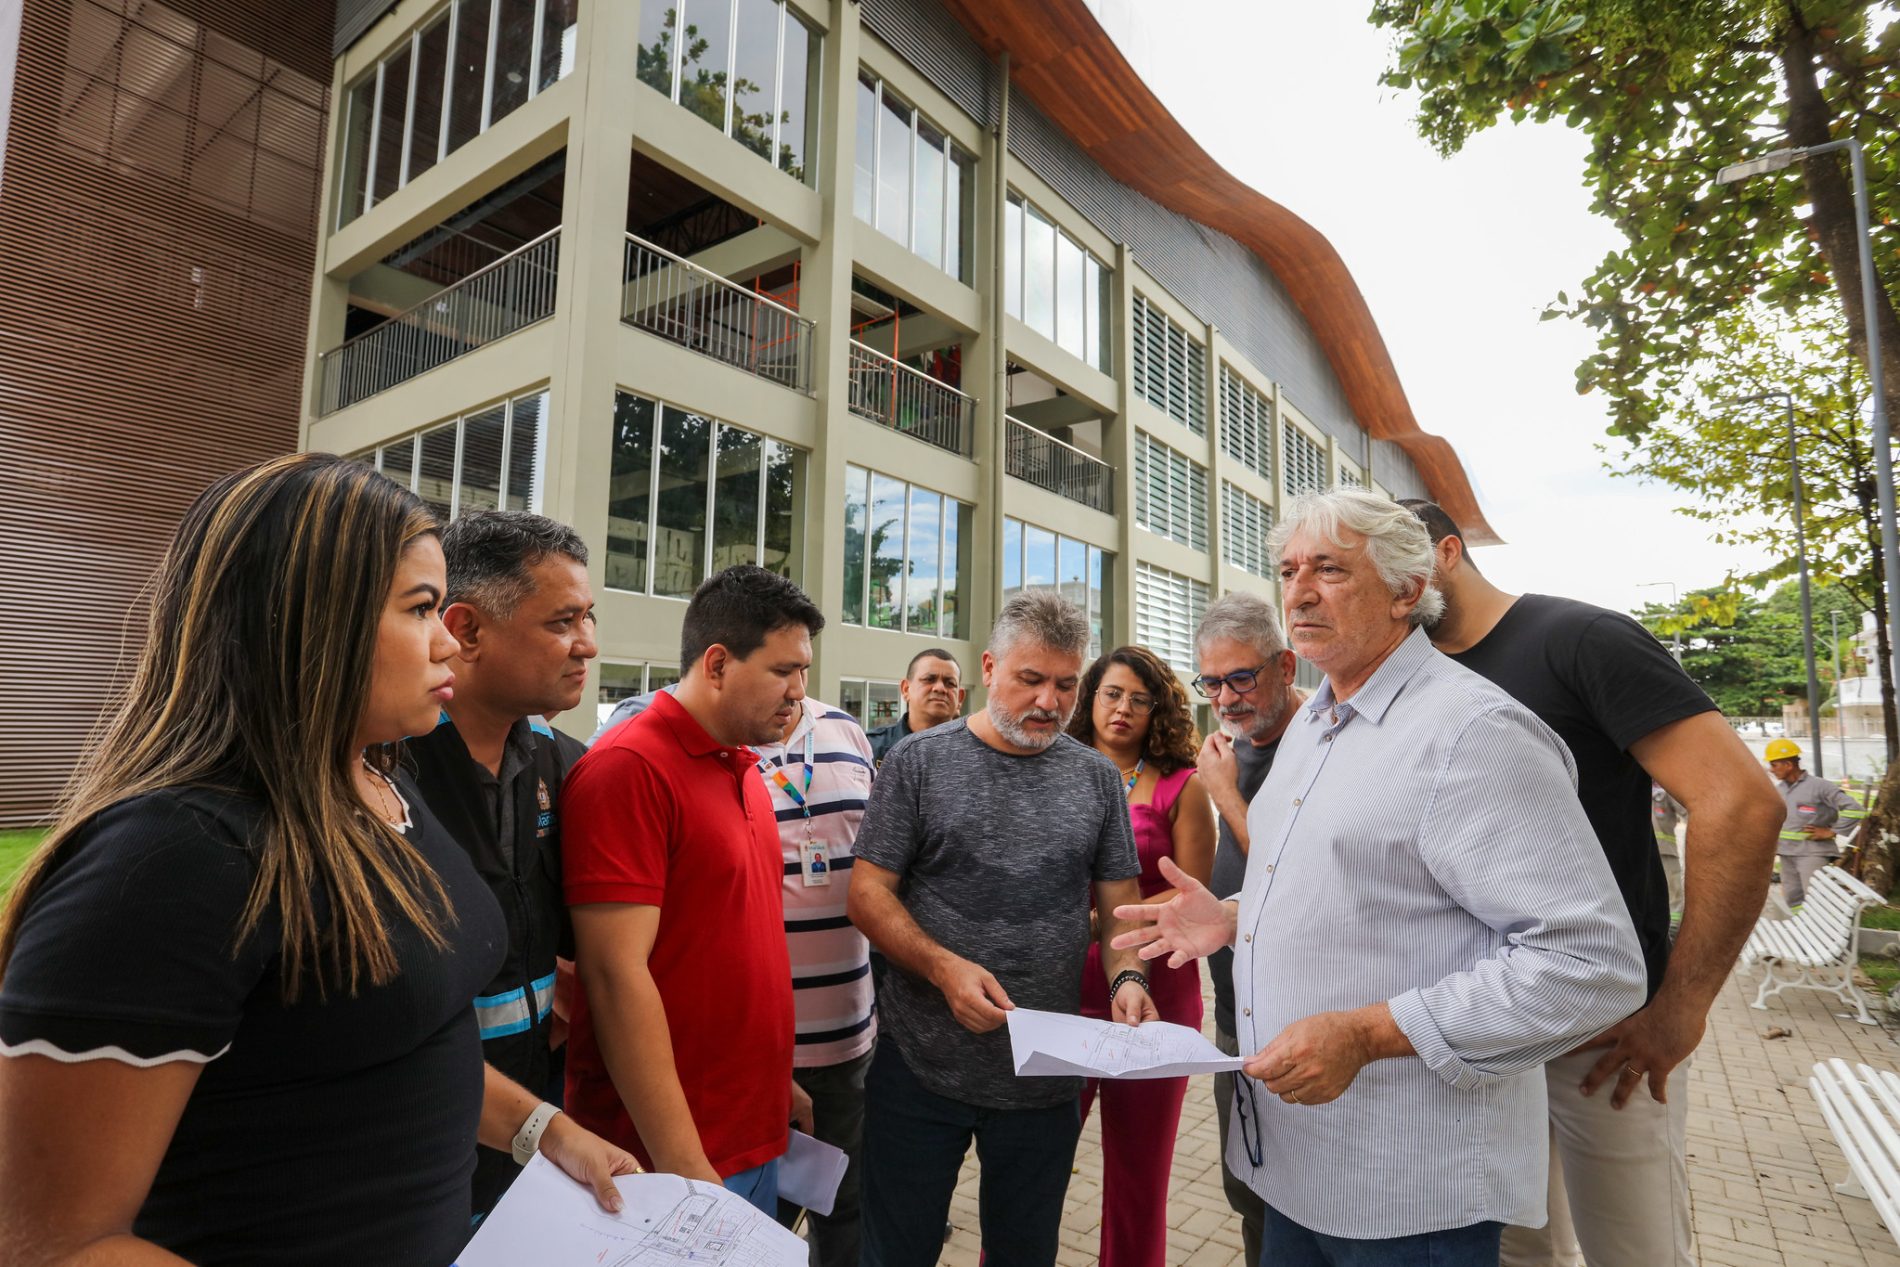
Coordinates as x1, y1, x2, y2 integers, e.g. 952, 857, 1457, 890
1100, 0, 1777, 615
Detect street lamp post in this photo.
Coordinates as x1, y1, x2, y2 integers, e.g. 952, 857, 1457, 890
1724, 391, 1826, 775
1636, 580, 1682, 661
1832, 607, 1850, 778
1718, 138, 1900, 750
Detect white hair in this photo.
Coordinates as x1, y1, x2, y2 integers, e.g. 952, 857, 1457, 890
1267, 487, 1445, 628
1195, 590, 1288, 659
989, 589, 1090, 660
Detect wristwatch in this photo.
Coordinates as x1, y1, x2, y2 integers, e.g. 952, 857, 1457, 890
512, 1101, 563, 1166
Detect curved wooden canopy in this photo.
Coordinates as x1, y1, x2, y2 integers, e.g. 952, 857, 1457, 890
940, 0, 1502, 545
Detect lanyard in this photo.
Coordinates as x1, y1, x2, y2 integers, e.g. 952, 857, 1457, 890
1122, 757, 1145, 799
765, 725, 816, 822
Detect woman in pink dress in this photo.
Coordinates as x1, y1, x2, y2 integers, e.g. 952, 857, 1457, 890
1068, 644, 1217, 1267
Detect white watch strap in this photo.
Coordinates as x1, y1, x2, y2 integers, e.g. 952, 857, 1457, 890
511, 1102, 562, 1166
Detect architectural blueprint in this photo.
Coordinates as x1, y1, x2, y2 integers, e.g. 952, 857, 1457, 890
456, 1156, 807, 1267
1007, 1007, 1246, 1079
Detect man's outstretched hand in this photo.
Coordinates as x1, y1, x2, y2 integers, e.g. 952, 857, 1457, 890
1110, 856, 1236, 968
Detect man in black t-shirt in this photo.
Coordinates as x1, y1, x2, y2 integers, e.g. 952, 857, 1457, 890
1404, 500, 1782, 1267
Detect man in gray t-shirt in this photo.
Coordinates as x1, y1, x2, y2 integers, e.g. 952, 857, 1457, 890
847, 592, 1150, 1267
1189, 591, 1298, 1267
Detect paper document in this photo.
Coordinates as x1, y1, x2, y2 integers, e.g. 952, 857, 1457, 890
1007, 1007, 1246, 1079
456, 1154, 807, 1267
778, 1129, 849, 1217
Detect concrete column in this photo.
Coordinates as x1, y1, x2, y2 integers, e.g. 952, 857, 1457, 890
547, 0, 640, 739
1108, 243, 1138, 648
299, 58, 356, 441
800, 0, 862, 703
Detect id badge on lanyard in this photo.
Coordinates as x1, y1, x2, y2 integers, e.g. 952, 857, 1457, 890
768, 728, 828, 886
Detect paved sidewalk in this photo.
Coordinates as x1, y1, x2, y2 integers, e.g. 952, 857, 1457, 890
934, 966, 1900, 1266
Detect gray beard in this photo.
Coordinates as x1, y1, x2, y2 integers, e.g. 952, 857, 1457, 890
989, 700, 1068, 751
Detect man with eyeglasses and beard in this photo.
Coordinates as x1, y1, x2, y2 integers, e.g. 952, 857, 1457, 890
1188, 592, 1299, 1267
847, 591, 1157, 1267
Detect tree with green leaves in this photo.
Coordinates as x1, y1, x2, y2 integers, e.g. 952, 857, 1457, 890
1614, 300, 1897, 755
1370, 0, 1900, 435
1639, 578, 1864, 716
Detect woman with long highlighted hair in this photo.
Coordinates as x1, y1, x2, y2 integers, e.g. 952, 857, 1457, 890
1067, 644, 1217, 1267
0, 454, 630, 1267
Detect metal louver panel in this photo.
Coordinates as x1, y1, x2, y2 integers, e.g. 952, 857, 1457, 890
0, 0, 329, 826
1134, 561, 1208, 675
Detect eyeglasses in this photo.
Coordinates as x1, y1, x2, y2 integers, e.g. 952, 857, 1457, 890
1231, 1071, 1264, 1167
1191, 663, 1273, 699
1097, 685, 1156, 715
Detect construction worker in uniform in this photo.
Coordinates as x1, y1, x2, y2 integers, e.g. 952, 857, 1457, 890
1651, 782, 1687, 918
1766, 738, 1861, 908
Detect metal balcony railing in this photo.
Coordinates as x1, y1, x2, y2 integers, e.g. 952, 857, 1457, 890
621, 233, 814, 393
319, 227, 560, 415
846, 341, 976, 457
1005, 416, 1115, 512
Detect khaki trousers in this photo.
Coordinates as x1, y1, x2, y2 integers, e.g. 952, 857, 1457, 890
1499, 1047, 1694, 1267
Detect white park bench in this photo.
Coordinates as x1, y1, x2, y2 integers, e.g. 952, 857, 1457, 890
1740, 864, 1885, 1025
1809, 1058, 1900, 1244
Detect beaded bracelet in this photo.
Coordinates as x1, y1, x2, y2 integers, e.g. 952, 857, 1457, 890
1108, 968, 1150, 1000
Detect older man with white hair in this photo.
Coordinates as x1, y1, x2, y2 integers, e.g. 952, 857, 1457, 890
848, 590, 1156, 1267
1116, 489, 1644, 1265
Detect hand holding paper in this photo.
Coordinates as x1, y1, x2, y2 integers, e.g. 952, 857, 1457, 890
1006, 1007, 1245, 1079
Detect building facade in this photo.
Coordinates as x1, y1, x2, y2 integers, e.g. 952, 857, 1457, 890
307, 0, 1494, 738
0, 0, 333, 826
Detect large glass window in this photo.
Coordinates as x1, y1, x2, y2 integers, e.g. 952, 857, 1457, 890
854, 72, 976, 284
655, 407, 713, 599
605, 394, 656, 593
843, 464, 969, 639
606, 391, 806, 598
843, 465, 867, 625
491, 0, 537, 121
1003, 195, 1023, 319
596, 661, 681, 731
354, 389, 547, 523
538, 0, 579, 90
868, 473, 906, 630
839, 679, 903, 730
340, 0, 577, 228
1134, 431, 1209, 552
1006, 191, 1113, 373
680, 0, 733, 132
636, 1, 822, 187
1134, 561, 1208, 675
1001, 516, 1111, 658
446, 0, 492, 153
875, 92, 911, 246
409, 16, 450, 183
371, 44, 410, 202
1132, 293, 1207, 434
712, 424, 763, 569
731, 0, 780, 162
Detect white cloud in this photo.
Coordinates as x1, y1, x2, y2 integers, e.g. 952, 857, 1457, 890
1119, 0, 1776, 614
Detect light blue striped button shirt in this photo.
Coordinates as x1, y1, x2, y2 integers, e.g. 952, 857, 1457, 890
1227, 627, 1645, 1239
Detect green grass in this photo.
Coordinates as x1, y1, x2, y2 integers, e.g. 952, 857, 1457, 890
0, 829, 46, 897
1864, 904, 1900, 931
1862, 953, 1900, 995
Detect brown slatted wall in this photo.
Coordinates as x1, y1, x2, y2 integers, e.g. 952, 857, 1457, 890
0, 0, 333, 827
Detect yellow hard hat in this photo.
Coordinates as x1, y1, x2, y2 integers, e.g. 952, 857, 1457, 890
1765, 738, 1802, 762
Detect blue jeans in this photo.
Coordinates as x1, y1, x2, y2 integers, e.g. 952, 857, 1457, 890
1262, 1202, 1502, 1266
724, 1158, 780, 1215
860, 1042, 1082, 1267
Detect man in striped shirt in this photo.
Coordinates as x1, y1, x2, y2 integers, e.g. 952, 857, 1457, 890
591, 686, 876, 1265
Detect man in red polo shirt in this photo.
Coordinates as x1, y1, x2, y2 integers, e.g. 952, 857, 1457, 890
562, 565, 822, 1212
